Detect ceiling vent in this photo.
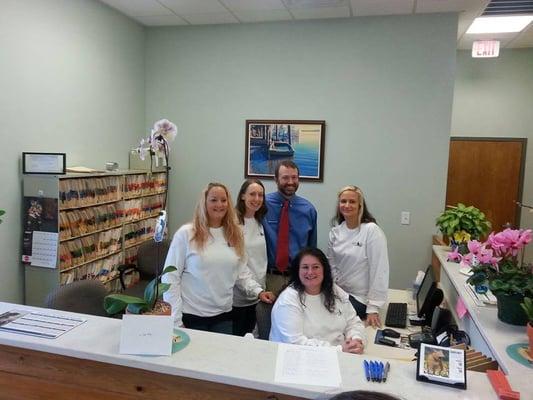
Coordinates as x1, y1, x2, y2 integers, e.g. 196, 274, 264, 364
482, 0, 533, 16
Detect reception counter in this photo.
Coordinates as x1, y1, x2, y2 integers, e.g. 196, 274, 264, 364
0, 299, 516, 400
433, 245, 530, 393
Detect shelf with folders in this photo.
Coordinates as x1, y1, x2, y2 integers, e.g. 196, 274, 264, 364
22, 170, 168, 306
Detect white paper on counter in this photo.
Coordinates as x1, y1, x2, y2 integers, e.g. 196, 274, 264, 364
119, 314, 173, 356
274, 343, 341, 387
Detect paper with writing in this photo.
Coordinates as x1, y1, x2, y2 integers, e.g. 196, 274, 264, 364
30, 231, 58, 268
274, 343, 341, 387
120, 315, 174, 356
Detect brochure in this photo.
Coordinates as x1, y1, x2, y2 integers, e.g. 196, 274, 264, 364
416, 343, 467, 389
0, 310, 86, 339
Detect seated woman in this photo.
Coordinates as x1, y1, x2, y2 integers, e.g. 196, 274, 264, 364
269, 247, 365, 353
327, 185, 389, 328
163, 182, 274, 333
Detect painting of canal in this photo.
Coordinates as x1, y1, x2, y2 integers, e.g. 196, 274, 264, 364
245, 120, 325, 181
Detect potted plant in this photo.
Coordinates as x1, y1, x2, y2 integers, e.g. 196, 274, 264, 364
436, 203, 491, 255
104, 266, 176, 314
520, 297, 533, 358
0, 209, 5, 224
453, 228, 533, 325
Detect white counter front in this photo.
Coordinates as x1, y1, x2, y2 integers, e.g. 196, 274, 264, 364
0, 300, 514, 399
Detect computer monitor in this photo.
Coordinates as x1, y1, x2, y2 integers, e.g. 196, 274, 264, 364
416, 266, 442, 321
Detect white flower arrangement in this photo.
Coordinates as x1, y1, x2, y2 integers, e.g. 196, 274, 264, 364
134, 119, 178, 161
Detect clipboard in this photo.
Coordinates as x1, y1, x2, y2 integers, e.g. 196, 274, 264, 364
416, 343, 467, 390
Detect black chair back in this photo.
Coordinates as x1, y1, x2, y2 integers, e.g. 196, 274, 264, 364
255, 302, 273, 340
45, 280, 109, 317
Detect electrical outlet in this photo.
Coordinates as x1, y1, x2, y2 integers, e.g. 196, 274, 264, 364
401, 211, 410, 225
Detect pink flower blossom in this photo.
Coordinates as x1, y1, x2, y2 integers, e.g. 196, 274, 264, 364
447, 249, 462, 262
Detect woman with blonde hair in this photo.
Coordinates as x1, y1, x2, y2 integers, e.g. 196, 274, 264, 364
327, 185, 389, 328
163, 182, 274, 333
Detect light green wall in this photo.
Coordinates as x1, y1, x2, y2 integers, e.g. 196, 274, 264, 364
0, 0, 145, 303
451, 49, 533, 262
145, 14, 458, 290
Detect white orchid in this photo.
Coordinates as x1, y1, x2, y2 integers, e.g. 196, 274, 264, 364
133, 119, 177, 161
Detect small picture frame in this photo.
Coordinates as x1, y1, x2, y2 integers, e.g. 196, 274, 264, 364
22, 152, 66, 175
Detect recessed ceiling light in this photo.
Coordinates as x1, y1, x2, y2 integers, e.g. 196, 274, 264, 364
466, 16, 533, 34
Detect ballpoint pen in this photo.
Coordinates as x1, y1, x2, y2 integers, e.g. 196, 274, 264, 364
371, 361, 377, 382
363, 360, 370, 381
379, 361, 384, 383
383, 362, 390, 382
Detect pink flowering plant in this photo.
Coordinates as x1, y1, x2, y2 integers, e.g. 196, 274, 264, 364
450, 228, 533, 296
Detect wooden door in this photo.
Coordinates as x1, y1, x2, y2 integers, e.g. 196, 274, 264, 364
445, 138, 527, 233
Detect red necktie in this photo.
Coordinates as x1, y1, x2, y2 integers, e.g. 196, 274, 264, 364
275, 200, 290, 272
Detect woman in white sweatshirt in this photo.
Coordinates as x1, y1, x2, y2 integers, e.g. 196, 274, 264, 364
327, 186, 389, 328
163, 182, 274, 333
270, 247, 365, 353
232, 179, 270, 336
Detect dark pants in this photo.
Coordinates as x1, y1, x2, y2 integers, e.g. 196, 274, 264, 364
182, 312, 233, 334
349, 296, 368, 320
232, 304, 257, 336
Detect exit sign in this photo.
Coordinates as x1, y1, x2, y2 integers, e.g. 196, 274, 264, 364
472, 40, 500, 58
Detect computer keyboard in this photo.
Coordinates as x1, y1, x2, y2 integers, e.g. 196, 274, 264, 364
384, 302, 407, 328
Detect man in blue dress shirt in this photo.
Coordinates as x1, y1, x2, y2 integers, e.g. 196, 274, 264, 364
263, 160, 317, 293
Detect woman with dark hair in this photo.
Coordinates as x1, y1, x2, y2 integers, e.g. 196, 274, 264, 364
330, 391, 401, 400
327, 186, 390, 328
269, 247, 365, 353
232, 179, 272, 336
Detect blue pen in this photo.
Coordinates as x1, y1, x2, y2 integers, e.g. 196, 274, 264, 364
370, 361, 376, 382
363, 360, 370, 381
379, 361, 384, 382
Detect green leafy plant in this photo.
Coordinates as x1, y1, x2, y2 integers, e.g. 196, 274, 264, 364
104, 266, 177, 314
0, 209, 5, 224
521, 297, 533, 324
436, 203, 491, 241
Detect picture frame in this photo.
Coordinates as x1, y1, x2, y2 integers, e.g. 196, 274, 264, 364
245, 120, 325, 181
22, 152, 66, 175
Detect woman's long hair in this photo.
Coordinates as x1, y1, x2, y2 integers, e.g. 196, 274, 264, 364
289, 247, 336, 313
191, 182, 244, 259
235, 179, 267, 224
332, 185, 376, 226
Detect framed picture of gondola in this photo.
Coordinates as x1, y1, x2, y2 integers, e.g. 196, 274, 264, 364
245, 120, 325, 181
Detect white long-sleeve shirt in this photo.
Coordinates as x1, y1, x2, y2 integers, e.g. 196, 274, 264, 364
162, 223, 263, 327
233, 217, 267, 307
269, 284, 366, 349
326, 222, 389, 314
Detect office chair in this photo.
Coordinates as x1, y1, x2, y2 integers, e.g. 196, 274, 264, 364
45, 279, 109, 317
255, 301, 274, 340
118, 239, 170, 298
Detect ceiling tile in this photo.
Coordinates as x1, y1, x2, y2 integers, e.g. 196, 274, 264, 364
351, 0, 414, 17
284, 0, 349, 8
158, 0, 228, 15
181, 12, 239, 25
133, 14, 189, 26
221, 0, 287, 12
291, 5, 351, 19
416, 0, 488, 14
506, 26, 533, 48
100, 0, 173, 17
234, 10, 293, 23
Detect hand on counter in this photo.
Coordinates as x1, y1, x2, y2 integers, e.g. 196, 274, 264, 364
342, 338, 364, 354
